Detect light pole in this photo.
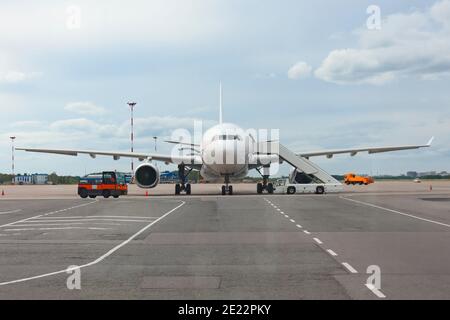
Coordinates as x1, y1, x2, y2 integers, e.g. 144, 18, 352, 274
153, 136, 157, 153
127, 102, 137, 172
10, 136, 16, 182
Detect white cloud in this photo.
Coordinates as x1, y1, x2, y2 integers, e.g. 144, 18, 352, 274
10, 121, 43, 128
315, 0, 450, 85
0, 1, 229, 50
0, 71, 41, 83
287, 61, 312, 80
64, 102, 106, 115
4, 116, 213, 149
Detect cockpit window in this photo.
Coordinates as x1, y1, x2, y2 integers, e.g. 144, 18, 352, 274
212, 135, 242, 141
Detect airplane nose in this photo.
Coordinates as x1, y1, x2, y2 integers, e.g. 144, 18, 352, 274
202, 141, 247, 173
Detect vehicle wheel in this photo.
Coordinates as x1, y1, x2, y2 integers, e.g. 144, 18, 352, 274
88, 195, 96, 199
186, 183, 191, 195
316, 186, 325, 194
113, 195, 119, 198
287, 186, 296, 194
359, 182, 363, 185
257, 183, 263, 194
229, 185, 233, 195
102, 190, 111, 198
79, 189, 88, 198
267, 183, 274, 194
175, 184, 181, 195
221, 185, 226, 195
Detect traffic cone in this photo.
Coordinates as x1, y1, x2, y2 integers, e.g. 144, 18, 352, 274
1, 190, 4, 196
430, 185, 433, 191
145, 191, 149, 196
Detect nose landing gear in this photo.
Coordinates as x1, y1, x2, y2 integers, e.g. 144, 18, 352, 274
221, 175, 233, 195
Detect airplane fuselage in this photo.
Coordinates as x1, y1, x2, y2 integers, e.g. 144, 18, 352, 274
199, 123, 254, 182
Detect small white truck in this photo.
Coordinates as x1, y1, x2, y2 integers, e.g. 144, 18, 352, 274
273, 178, 343, 195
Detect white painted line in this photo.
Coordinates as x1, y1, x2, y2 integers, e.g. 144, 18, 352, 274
340, 196, 450, 228
303, 230, 310, 235
327, 249, 338, 256
342, 262, 358, 274
0, 209, 22, 215
0, 201, 185, 286
276, 208, 281, 211
365, 283, 386, 298
296, 224, 302, 228
10, 222, 121, 227
313, 237, 323, 244
0, 200, 98, 229
290, 219, 295, 223
23, 218, 152, 223
280, 211, 284, 214
35, 215, 157, 220
284, 215, 289, 218
4, 227, 112, 231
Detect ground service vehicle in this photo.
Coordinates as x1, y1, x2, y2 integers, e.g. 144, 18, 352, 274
274, 178, 342, 195
78, 171, 128, 199
344, 173, 374, 185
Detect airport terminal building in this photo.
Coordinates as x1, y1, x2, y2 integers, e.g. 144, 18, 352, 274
13, 173, 49, 185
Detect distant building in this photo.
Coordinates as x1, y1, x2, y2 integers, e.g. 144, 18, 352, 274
406, 171, 418, 178
418, 171, 437, 177
14, 173, 49, 185
160, 171, 178, 183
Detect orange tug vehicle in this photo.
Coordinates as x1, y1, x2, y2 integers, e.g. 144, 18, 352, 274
344, 173, 374, 185
78, 171, 128, 199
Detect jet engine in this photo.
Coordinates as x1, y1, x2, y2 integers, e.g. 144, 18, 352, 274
134, 162, 160, 188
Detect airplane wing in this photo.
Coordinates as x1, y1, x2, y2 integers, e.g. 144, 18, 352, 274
296, 137, 434, 159
15, 147, 202, 165
164, 140, 200, 147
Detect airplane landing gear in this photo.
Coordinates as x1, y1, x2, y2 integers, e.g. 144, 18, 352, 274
221, 175, 233, 195
175, 164, 192, 195
256, 166, 273, 194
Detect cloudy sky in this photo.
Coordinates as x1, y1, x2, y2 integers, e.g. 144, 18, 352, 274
1, 0, 449, 176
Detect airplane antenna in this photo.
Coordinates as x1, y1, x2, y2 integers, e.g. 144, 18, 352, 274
219, 82, 223, 124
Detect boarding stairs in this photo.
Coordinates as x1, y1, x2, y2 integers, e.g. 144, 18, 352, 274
257, 142, 341, 185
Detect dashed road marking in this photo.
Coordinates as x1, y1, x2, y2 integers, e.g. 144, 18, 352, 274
303, 230, 311, 235
296, 224, 302, 228
342, 262, 358, 274
290, 219, 295, 223
327, 249, 338, 256
313, 237, 323, 244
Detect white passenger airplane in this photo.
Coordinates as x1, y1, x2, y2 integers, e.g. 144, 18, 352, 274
17, 86, 433, 195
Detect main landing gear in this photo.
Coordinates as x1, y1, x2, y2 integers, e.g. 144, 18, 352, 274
256, 167, 274, 194
221, 175, 233, 195
175, 164, 192, 195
